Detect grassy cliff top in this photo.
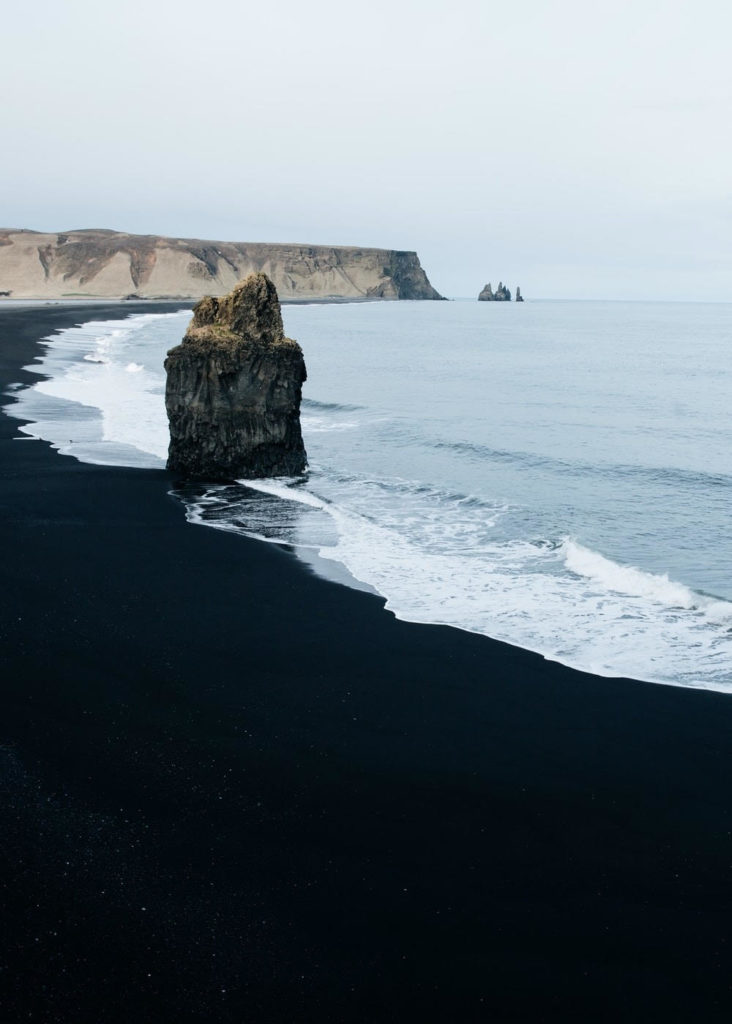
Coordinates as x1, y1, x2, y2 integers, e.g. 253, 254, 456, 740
176, 324, 301, 356
166, 272, 303, 362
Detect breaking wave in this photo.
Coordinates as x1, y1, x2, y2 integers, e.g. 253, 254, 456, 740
182, 476, 732, 692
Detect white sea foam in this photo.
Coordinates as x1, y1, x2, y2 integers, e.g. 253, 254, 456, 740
563, 539, 702, 609
241, 477, 328, 510
212, 477, 732, 692
301, 414, 358, 432
10, 310, 188, 467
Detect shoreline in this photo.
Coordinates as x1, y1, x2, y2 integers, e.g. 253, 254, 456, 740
12, 303, 720, 695
0, 295, 429, 307
2, 305, 732, 1021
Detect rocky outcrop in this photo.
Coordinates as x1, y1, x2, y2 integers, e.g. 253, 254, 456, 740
165, 273, 307, 481
516, 286, 524, 302
0, 229, 443, 301
478, 281, 511, 301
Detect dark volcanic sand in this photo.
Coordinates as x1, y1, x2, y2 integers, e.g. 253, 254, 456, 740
1, 305, 731, 1022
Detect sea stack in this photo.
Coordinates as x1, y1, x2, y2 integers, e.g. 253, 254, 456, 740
165, 273, 307, 480
516, 286, 524, 302
478, 281, 511, 301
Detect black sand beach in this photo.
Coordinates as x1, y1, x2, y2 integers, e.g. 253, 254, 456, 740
1, 305, 731, 1022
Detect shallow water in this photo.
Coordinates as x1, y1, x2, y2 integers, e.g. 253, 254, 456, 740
9, 299, 732, 692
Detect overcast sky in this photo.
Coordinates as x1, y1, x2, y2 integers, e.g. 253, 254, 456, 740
2, 0, 731, 298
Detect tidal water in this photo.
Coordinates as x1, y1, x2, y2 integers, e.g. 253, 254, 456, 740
10, 299, 732, 692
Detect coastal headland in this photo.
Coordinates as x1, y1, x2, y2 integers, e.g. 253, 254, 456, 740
1, 305, 732, 1021
0, 229, 444, 302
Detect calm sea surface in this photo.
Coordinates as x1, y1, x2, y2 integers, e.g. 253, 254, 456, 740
10, 299, 732, 691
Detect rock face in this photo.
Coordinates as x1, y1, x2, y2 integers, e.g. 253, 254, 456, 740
0, 229, 444, 301
478, 281, 512, 301
165, 273, 307, 481
516, 286, 524, 302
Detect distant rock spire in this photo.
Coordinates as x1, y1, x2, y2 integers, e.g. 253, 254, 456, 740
516, 286, 524, 302
478, 280, 511, 301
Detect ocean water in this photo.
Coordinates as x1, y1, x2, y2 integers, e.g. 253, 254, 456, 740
9, 300, 732, 692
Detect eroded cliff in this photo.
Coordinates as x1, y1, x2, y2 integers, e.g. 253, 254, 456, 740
165, 273, 307, 480
0, 229, 443, 301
